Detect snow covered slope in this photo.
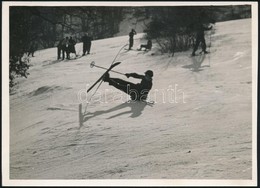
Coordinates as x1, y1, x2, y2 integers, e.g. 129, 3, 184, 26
8, 18, 255, 184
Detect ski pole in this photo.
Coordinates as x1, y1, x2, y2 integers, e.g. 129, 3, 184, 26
208, 26, 213, 67
90, 61, 125, 76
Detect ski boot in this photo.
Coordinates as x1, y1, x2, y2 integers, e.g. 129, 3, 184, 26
103, 72, 110, 82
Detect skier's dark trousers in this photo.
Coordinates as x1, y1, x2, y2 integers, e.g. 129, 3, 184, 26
104, 70, 153, 101
192, 24, 212, 56
82, 33, 92, 55
129, 29, 137, 50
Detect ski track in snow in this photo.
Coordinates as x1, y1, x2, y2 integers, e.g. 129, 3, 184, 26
10, 19, 252, 179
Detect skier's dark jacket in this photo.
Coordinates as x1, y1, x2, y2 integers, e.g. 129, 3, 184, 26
129, 30, 136, 39
147, 40, 152, 49
126, 73, 153, 100
82, 35, 92, 44
196, 24, 212, 39
68, 38, 76, 53
57, 39, 63, 48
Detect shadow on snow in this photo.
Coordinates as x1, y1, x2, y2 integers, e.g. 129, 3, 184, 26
83, 101, 153, 122
182, 53, 210, 72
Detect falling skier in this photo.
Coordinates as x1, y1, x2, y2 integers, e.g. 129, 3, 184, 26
191, 23, 212, 56
103, 70, 153, 101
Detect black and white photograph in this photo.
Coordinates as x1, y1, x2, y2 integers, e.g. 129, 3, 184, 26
2, 1, 258, 186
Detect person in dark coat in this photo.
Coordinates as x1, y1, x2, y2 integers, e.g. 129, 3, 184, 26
82, 33, 92, 56
103, 70, 153, 101
68, 36, 77, 57
61, 37, 70, 60
191, 23, 212, 56
128, 29, 137, 50
57, 38, 64, 60
139, 39, 152, 51
28, 41, 38, 57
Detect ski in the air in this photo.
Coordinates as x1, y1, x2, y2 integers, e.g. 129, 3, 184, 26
87, 61, 121, 93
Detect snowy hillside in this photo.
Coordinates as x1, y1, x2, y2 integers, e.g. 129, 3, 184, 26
7, 18, 255, 185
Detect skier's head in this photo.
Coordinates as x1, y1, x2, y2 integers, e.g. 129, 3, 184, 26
145, 70, 153, 78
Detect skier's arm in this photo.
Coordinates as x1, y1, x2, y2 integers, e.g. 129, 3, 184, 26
125, 73, 144, 79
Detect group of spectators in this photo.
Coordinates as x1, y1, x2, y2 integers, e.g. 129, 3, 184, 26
57, 33, 92, 60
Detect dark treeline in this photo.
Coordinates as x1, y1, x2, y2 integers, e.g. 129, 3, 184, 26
9, 5, 251, 89
10, 6, 124, 48
9, 6, 125, 88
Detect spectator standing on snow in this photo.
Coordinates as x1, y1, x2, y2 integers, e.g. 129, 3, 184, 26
61, 37, 70, 60
28, 41, 38, 57
128, 29, 137, 50
82, 33, 92, 56
57, 38, 64, 60
191, 23, 212, 56
68, 36, 77, 58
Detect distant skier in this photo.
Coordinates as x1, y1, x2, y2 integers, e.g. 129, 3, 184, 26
68, 36, 77, 58
191, 23, 212, 56
128, 29, 137, 50
139, 39, 152, 51
61, 37, 70, 60
28, 41, 38, 57
103, 70, 153, 101
82, 33, 92, 56
57, 38, 64, 60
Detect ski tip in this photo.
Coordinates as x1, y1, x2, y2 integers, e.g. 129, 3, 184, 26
114, 61, 121, 65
